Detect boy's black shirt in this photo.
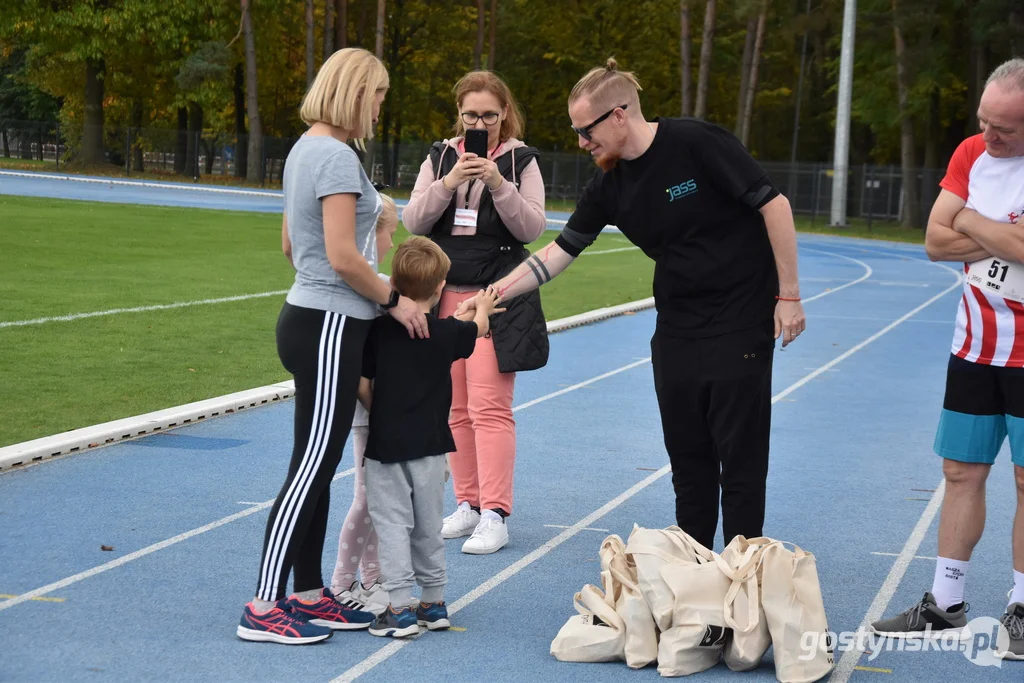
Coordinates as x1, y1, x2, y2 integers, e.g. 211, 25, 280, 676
362, 314, 478, 463
556, 117, 780, 338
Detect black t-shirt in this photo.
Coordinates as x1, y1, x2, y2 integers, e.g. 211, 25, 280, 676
555, 117, 780, 337
361, 314, 478, 463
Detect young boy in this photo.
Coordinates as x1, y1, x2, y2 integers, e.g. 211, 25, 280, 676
358, 236, 502, 638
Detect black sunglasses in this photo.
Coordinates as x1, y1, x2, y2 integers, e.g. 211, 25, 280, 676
572, 104, 628, 141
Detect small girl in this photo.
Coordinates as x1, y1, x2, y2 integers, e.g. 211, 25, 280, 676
330, 193, 399, 615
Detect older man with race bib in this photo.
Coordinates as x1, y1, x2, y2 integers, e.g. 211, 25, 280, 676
871, 58, 1024, 660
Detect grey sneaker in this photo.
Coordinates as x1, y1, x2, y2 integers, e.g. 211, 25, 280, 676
871, 592, 968, 638
996, 603, 1024, 661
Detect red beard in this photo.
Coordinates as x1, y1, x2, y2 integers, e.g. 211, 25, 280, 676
594, 152, 620, 172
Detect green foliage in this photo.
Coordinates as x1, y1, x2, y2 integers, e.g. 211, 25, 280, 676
1, 0, 1020, 167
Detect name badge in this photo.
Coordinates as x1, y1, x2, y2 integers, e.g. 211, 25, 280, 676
454, 208, 478, 228
965, 257, 1024, 303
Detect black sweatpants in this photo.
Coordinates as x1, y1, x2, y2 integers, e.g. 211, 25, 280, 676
651, 320, 774, 550
255, 302, 372, 602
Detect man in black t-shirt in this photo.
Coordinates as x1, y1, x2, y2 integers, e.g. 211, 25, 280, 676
360, 237, 501, 637
462, 58, 806, 551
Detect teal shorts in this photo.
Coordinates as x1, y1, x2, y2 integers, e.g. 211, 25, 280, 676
934, 355, 1024, 467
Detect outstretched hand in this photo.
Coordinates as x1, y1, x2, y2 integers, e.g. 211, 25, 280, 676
474, 285, 506, 315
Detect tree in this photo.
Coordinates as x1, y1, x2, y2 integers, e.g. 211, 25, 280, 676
335, 0, 347, 50
475, 0, 485, 69
488, 0, 497, 69
306, 0, 315, 86
892, 0, 919, 227
680, 0, 693, 116
738, 0, 768, 146
241, 0, 263, 183
376, 0, 386, 59
694, 0, 716, 119
324, 0, 335, 59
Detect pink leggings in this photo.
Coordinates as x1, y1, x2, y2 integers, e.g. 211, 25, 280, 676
439, 290, 517, 515
330, 426, 380, 590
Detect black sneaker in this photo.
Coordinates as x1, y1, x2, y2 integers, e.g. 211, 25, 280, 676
996, 602, 1024, 660
871, 592, 968, 638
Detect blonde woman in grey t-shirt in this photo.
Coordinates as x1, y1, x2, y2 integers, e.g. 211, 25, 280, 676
238, 47, 427, 646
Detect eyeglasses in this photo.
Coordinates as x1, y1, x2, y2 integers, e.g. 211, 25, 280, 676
461, 111, 500, 126
572, 104, 628, 141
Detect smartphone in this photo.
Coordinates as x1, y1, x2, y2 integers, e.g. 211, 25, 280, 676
464, 129, 489, 158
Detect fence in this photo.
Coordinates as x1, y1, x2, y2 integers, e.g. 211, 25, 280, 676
1, 120, 943, 227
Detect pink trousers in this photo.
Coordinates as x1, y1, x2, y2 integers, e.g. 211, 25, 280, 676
439, 290, 517, 515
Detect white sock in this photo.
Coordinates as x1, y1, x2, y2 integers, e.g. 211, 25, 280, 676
931, 556, 969, 610
293, 588, 323, 603
1010, 570, 1024, 607
481, 509, 503, 523
458, 501, 472, 513
252, 598, 277, 613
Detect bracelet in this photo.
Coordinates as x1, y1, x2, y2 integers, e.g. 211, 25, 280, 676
776, 296, 801, 302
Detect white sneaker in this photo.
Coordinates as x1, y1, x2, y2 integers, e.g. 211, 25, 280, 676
357, 580, 389, 616
442, 503, 480, 539
332, 581, 368, 610
461, 516, 509, 555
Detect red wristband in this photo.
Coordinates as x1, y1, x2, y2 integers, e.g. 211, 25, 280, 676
776, 296, 801, 302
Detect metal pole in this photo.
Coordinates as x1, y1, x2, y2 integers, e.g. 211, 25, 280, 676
830, 0, 856, 227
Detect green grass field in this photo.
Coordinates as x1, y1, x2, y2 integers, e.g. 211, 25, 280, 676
0, 194, 924, 447
0, 195, 657, 447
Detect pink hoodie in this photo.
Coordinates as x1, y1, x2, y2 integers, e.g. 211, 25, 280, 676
401, 136, 547, 242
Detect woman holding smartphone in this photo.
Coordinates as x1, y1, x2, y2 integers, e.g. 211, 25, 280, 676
401, 70, 548, 555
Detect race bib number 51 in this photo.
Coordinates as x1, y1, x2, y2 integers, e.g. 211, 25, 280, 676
966, 257, 1024, 303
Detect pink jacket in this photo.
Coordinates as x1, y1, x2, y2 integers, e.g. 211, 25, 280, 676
401, 136, 547, 242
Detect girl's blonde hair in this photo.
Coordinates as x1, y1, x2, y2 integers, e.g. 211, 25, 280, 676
376, 193, 397, 232
301, 47, 389, 141
452, 71, 524, 142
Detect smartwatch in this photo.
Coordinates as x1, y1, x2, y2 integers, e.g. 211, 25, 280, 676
381, 288, 400, 310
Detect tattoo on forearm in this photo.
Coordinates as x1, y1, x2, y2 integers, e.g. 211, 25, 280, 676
498, 252, 555, 297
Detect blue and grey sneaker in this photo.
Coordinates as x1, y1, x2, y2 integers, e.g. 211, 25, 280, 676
369, 605, 420, 638
996, 603, 1024, 661
871, 592, 968, 638
416, 601, 451, 631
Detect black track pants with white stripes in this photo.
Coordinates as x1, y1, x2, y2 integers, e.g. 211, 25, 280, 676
255, 303, 372, 601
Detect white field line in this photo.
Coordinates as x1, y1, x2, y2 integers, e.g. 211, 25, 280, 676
0, 290, 289, 329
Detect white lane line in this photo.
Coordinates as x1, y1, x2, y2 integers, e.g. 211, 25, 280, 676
0, 466, 353, 613
827, 249, 962, 683
799, 248, 873, 301
543, 525, 611, 533
0, 290, 289, 329
0, 170, 283, 197
829, 483, 945, 682
0, 355, 655, 612
329, 260, 958, 682
871, 552, 937, 561
581, 246, 640, 255
330, 465, 672, 683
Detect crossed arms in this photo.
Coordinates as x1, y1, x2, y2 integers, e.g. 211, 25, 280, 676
926, 190, 1024, 264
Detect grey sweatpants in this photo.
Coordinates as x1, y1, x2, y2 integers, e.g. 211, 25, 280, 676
364, 455, 447, 606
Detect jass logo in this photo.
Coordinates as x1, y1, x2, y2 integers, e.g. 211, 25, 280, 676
667, 179, 698, 202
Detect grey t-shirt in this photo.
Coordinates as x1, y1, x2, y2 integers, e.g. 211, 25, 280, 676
283, 135, 382, 320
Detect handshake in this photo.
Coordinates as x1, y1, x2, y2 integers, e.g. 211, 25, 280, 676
457, 285, 506, 317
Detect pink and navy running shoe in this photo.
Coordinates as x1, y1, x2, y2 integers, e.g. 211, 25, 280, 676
286, 587, 375, 630
237, 600, 333, 645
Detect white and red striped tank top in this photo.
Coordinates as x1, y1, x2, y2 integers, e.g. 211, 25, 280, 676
942, 134, 1024, 366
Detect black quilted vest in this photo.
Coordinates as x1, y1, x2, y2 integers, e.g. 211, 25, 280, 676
424, 141, 549, 374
